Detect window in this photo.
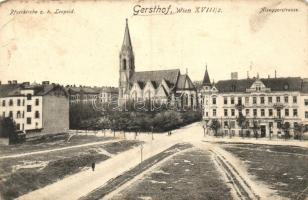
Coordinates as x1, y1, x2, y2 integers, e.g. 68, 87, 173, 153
277, 121, 282, 129
9, 111, 13, 118
35, 111, 40, 119
22, 99, 25, 106
231, 109, 235, 116
212, 109, 216, 117
245, 97, 249, 105
253, 109, 257, 117
224, 121, 228, 128
293, 96, 297, 104
17, 99, 21, 106
212, 97, 216, 105
268, 96, 272, 103
224, 109, 228, 117
284, 96, 288, 103
2, 100, 5, 107
305, 99, 308, 106
285, 109, 289, 117
16, 111, 21, 119
238, 97, 242, 105
22, 111, 24, 118
293, 109, 298, 117
224, 97, 228, 105
9, 99, 13, 106
253, 97, 257, 104
276, 96, 280, 103
27, 94, 32, 100
16, 123, 20, 130
261, 109, 265, 117
269, 109, 273, 117
231, 97, 234, 104
35, 99, 39, 106
27, 117, 31, 125
260, 97, 265, 104
27, 105, 31, 112
277, 109, 281, 118
305, 111, 308, 119
2, 112, 5, 117
245, 109, 249, 116
230, 121, 235, 128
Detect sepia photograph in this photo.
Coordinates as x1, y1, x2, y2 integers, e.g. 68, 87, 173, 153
0, 0, 307, 199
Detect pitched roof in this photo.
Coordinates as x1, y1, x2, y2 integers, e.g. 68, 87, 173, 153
0, 83, 68, 97
130, 69, 180, 88
301, 79, 308, 93
202, 67, 211, 86
100, 87, 118, 93
0, 84, 23, 97
176, 74, 196, 90
215, 77, 304, 93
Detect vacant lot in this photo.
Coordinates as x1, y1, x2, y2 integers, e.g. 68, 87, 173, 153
112, 149, 233, 200
0, 139, 141, 200
0, 134, 113, 156
222, 143, 308, 200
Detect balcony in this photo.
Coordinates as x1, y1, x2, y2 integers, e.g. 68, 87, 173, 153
273, 103, 284, 109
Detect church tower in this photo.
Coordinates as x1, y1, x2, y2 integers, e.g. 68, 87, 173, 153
119, 18, 135, 101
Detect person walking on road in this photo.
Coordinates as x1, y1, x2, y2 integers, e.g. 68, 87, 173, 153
91, 162, 95, 171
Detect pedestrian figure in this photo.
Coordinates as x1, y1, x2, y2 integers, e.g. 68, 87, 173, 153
91, 162, 95, 171
170, 131, 172, 135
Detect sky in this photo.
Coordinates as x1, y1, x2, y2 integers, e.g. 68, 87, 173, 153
0, 0, 307, 87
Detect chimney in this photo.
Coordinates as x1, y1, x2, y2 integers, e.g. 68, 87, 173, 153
8, 80, 12, 84
268, 75, 270, 79
12, 80, 17, 84
247, 71, 249, 79
231, 72, 238, 80
22, 82, 30, 86
42, 81, 50, 85
0, 81, 1, 85
275, 70, 277, 78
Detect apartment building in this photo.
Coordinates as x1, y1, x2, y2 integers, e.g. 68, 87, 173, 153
200, 71, 308, 138
66, 86, 100, 104
0, 81, 69, 137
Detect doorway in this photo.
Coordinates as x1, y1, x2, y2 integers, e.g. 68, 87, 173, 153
261, 125, 266, 137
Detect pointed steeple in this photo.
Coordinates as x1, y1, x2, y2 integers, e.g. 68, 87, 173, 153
202, 64, 211, 86
121, 18, 133, 51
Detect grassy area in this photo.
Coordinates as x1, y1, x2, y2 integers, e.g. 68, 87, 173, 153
81, 143, 193, 200
222, 143, 308, 200
0, 134, 113, 156
111, 149, 233, 200
0, 140, 141, 200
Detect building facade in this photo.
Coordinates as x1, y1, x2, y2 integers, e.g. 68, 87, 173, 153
99, 87, 118, 103
118, 19, 197, 108
0, 81, 69, 137
201, 71, 308, 138
67, 86, 100, 104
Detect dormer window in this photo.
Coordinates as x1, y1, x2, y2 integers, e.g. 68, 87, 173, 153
283, 84, 289, 90
27, 94, 32, 100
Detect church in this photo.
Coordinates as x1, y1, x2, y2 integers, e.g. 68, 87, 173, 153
118, 19, 197, 108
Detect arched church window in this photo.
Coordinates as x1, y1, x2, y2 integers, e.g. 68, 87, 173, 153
123, 59, 127, 70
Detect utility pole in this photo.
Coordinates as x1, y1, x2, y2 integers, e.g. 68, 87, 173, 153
140, 143, 143, 163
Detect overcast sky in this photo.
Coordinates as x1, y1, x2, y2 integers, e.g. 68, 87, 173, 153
0, 0, 307, 87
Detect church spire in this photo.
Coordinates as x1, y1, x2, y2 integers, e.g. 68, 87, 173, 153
122, 18, 133, 51
202, 64, 211, 86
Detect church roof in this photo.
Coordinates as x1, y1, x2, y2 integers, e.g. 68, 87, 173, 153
130, 69, 180, 88
215, 77, 304, 93
121, 19, 133, 51
202, 66, 211, 86
176, 74, 196, 90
